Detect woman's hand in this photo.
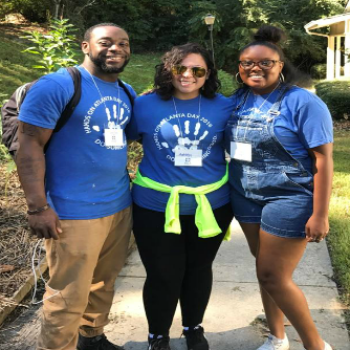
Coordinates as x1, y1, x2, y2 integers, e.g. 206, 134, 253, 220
306, 143, 333, 243
305, 214, 329, 243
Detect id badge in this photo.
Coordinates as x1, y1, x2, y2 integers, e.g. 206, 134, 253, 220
174, 149, 203, 167
230, 142, 252, 162
104, 129, 124, 147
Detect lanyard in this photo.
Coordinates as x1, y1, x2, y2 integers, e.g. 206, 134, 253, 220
172, 95, 201, 144
235, 83, 280, 141
83, 67, 121, 128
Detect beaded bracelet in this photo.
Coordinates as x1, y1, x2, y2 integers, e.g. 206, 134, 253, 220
27, 203, 51, 215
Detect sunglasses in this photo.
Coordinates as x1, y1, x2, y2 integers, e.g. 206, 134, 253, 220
239, 60, 282, 70
171, 65, 207, 78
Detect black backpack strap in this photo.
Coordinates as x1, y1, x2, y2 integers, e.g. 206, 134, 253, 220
54, 66, 82, 132
118, 79, 134, 106
53, 70, 131, 133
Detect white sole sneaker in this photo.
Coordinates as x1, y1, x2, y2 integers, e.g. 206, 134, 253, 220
303, 340, 332, 350
257, 334, 289, 350
323, 342, 332, 350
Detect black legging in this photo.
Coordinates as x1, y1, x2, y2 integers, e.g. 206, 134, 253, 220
132, 203, 233, 335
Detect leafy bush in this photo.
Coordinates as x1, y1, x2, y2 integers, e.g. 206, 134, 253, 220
0, 19, 79, 168
311, 63, 327, 80
22, 18, 79, 74
311, 64, 345, 80
218, 69, 237, 97
315, 80, 350, 120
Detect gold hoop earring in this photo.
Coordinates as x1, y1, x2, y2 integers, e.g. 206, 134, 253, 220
236, 72, 243, 84
280, 72, 285, 83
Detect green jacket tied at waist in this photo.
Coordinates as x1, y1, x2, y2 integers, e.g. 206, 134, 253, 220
132, 163, 230, 240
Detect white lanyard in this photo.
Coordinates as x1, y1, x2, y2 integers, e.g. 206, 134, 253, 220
83, 67, 124, 147
231, 84, 280, 162
172, 95, 201, 143
235, 83, 280, 142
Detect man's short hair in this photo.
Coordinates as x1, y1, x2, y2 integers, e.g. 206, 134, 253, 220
83, 23, 127, 41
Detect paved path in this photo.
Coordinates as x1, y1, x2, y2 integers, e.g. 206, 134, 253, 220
1, 220, 349, 350
104, 219, 350, 350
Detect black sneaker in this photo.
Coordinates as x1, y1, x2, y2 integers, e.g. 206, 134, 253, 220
148, 335, 171, 350
183, 326, 209, 350
77, 333, 124, 350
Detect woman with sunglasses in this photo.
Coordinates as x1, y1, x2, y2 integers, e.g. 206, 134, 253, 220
225, 26, 333, 350
127, 43, 234, 350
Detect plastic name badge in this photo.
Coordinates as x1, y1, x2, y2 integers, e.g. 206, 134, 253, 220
174, 149, 203, 167
230, 142, 252, 162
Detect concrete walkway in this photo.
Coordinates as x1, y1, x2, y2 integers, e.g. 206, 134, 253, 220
0, 220, 349, 350
104, 219, 350, 350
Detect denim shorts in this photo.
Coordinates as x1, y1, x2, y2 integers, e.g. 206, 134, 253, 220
231, 188, 313, 238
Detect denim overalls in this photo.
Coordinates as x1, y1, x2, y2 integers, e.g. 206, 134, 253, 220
226, 84, 313, 238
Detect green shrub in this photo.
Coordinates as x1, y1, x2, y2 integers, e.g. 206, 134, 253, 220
22, 18, 79, 74
315, 80, 350, 120
311, 63, 345, 80
218, 69, 237, 97
310, 63, 327, 80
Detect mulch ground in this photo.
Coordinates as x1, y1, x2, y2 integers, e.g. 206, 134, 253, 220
0, 141, 143, 306
0, 164, 40, 303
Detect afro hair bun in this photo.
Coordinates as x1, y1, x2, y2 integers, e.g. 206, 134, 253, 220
254, 25, 286, 44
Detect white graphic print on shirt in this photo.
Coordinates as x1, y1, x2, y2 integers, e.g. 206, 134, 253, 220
83, 96, 130, 150
153, 113, 217, 163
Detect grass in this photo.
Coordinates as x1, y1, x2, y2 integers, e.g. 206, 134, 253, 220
328, 129, 350, 307
120, 53, 161, 94
0, 25, 42, 99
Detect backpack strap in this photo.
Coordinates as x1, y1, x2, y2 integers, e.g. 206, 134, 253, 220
54, 66, 82, 132
53, 69, 133, 132
118, 79, 134, 106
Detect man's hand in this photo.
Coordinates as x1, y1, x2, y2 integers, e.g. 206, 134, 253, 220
16, 122, 58, 239
28, 207, 62, 240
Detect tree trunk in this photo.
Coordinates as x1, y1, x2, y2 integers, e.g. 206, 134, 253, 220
53, 0, 61, 19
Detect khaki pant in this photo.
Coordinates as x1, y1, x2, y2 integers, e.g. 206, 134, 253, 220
37, 206, 132, 350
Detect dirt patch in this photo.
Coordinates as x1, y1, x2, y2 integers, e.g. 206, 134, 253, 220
0, 142, 142, 304
0, 165, 43, 305
0, 21, 48, 45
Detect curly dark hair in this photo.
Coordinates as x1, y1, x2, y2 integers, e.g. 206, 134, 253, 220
239, 25, 310, 86
154, 43, 221, 100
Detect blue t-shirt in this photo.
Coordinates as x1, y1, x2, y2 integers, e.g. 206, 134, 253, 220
19, 66, 137, 219
229, 86, 333, 167
127, 92, 234, 214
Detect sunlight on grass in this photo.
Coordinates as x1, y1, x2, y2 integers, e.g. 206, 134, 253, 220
120, 53, 160, 94
328, 131, 350, 305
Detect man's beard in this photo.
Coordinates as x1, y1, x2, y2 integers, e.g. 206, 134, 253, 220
90, 53, 130, 74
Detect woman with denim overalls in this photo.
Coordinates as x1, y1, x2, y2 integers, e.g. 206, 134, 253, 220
226, 26, 333, 350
